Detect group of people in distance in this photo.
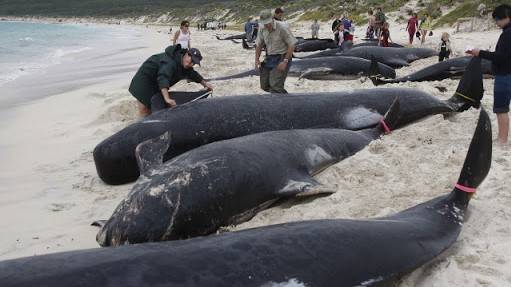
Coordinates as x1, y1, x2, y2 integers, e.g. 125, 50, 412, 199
128, 5, 511, 145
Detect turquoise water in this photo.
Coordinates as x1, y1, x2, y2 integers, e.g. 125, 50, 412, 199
0, 21, 150, 108
0, 21, 114, 86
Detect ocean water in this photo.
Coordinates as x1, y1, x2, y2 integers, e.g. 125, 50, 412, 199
0, 21, 104, 85
0, 21, 150, 108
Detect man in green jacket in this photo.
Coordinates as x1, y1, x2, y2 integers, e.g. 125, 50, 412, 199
129, 45, 213, 116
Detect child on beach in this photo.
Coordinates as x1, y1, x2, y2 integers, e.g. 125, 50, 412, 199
438, 32, 452, 62
379, 22, 392, 47
466, 4, 511, 145
334, 23, 345, 49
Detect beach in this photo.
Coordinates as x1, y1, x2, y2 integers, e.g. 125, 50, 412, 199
0, 18, 510, 286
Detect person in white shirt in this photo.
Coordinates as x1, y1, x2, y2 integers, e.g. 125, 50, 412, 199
173, 20, 191, 49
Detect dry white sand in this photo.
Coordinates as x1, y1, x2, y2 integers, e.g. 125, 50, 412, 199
0, 18, 510, 286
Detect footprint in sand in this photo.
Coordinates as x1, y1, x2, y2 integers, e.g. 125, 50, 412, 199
368, 140, 386, 154
495, 157, 508, 165
47, 202, 76, 212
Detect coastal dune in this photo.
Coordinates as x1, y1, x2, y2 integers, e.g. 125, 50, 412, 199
0, 18, 510, 286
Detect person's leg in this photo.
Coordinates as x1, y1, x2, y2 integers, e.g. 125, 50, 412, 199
137, 102, 150, 117
421, 30, 427, 44
260, 66, 271, 92
497, 113, 509, 145
493, 75, 511, 145
150, 92, 167, 112
269, 66, 289, 94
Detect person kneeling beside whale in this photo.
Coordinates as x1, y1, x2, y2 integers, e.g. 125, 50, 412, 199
128, 44, 214, 116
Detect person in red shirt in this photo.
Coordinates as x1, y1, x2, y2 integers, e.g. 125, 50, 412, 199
406, 13, 419, 46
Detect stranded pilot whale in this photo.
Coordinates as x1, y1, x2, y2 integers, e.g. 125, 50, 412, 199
301, 46, 437, 68
207, 57, 396, 81
0, 108, 492, 287
93, 61, 483, 185
96, 99, 400, 245
371, 56, 493, 85
94, 64, 483, 185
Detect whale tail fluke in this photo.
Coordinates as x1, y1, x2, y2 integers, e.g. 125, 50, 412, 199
447, 57, 484, 112
452, 108, 492, 205
206, 69, 259, 82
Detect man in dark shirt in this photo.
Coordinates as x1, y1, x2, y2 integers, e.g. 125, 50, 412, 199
467, 4, 511, 145
129, 45, 213, 116
244, 18, 253, 40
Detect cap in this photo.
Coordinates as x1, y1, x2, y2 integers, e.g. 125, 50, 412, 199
259, 9, 273, 25
188, 48, 202, 66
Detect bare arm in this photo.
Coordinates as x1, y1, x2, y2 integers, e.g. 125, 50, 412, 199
173, 30, 179, 45
160, 88, 176, 107
255, 45, 263, 69
200, 80, 213, 91
285, 44, 294, 60
277, 44, 295, 72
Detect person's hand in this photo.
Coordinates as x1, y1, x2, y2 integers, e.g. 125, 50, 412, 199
203, 81, 214, 91
255, 59, 261, 70
165, 98, 177, 108
277, 61, 287, 72
465, 48, 480, 57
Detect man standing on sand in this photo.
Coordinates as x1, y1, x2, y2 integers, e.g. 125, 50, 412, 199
311, 19, 320, 39
374, 7, 386, 40
129, 45, 213, 116
255, 9, 297, 94
466, 4, 511, 145
245, 18, 254, 41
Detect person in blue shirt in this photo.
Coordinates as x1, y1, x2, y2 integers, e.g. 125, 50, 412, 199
244, 18, 253, 41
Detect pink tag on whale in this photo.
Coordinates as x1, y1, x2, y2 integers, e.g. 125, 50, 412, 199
455, 183, 476, 193
380, 119, 392, 135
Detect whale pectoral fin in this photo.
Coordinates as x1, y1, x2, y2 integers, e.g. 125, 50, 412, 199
388, 58, 409, 67
339, 107, 383, 130
91, 220, 107, 228
447, 66, 465, 74
277, 177, 337, 197
299, 68, 333, 80
135, 131, 171, 175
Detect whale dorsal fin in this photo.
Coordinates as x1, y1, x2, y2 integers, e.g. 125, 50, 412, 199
135, 131, 171, 175
277, 172, 336, 197
339, 106, 383, 130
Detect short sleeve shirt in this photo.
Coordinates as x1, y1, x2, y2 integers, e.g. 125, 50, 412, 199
256, 21, 297, 55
